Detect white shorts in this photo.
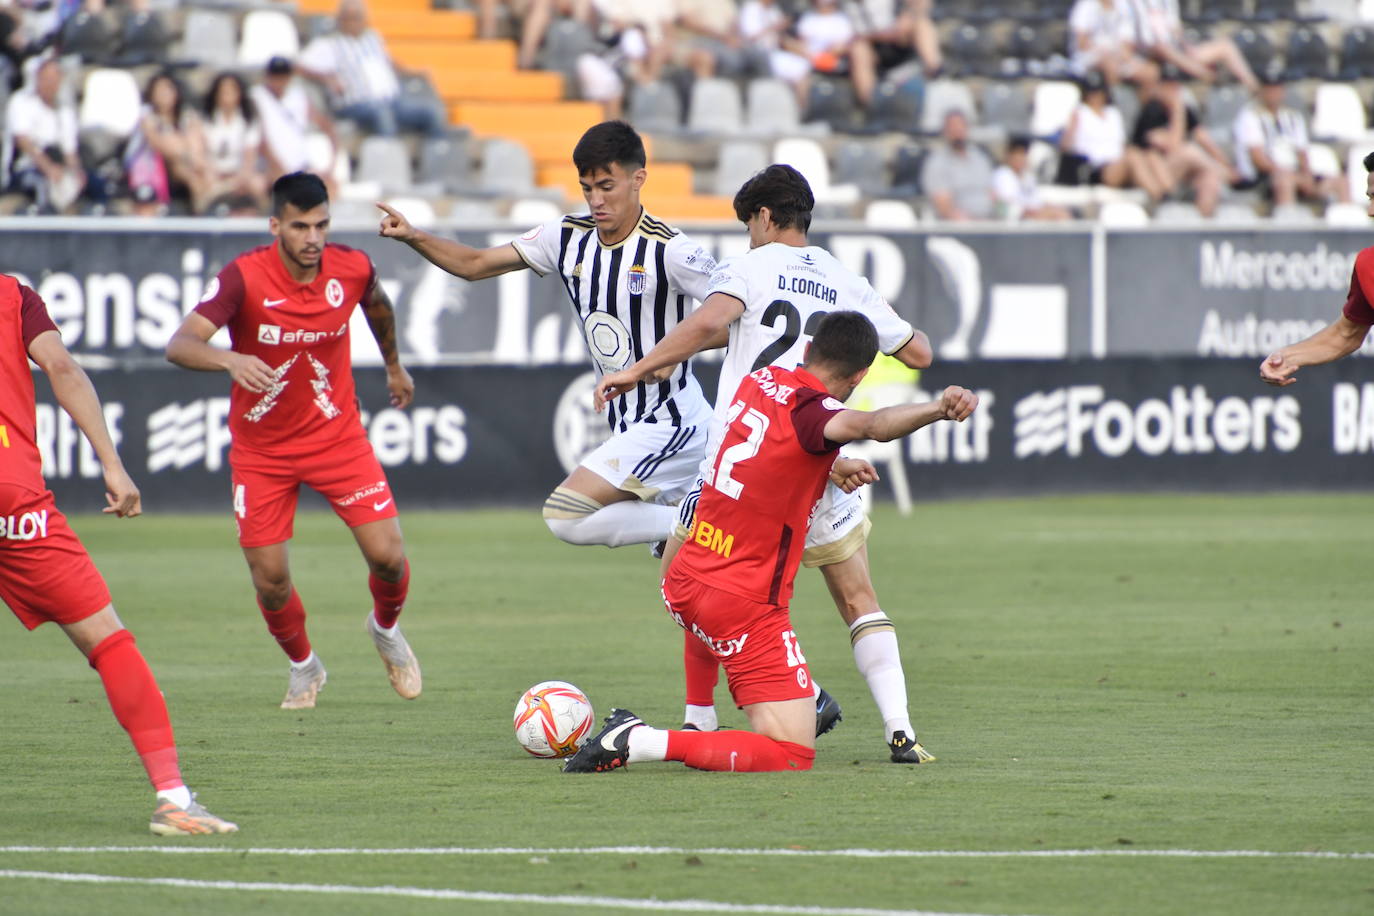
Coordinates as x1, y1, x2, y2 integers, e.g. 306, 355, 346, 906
581, 404, 711, 506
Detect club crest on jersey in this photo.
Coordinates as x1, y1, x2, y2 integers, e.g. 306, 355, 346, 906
325, 277, 344, 308
627, 264, 647, 295
258, 324, 282, 345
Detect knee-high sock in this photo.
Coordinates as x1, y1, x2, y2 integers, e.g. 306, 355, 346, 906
850, 611, 913, 740
258, 589, 311, 662
543, 488, 676, 547
663, 728, 814, 772
88, 629, 182, 792
682, 632, 719, 729
369, 558, 410, 630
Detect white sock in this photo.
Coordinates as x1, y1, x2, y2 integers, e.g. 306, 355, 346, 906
627, 725, 669, 763
156, 785, 192, 808
683, 704, 717, 731
290, 652, 317, 671
369, 613, 397, 636
545, 501, 676, 547
850, 611, 914, 741
811, 679, 821, 701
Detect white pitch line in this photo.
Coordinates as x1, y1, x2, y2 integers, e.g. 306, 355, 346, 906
1, 846, 1370, 860
0, 869, 1029, 916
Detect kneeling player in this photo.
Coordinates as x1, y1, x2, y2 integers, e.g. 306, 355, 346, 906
563, 312, 977, 773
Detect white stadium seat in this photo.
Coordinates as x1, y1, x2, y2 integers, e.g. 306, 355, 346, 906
687, 78, 743, 135
772, 137, 859, 205
864, 199, 920, 228
238, 10, 300, 68
78, 68, 142, 138
1030, 81, 1081, 138
1311, 83, 1369, 142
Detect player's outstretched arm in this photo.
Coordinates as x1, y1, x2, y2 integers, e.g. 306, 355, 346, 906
594, 291, 746, 410
377, 202, 527, 281
166, 313, 276, 393
1260, 315, 1370, 386
27, 331, 141, 517
361, 280, 414, 408
824, 385, 978, 444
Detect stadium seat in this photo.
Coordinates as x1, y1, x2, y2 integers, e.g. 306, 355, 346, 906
627, 80, 682, 135
1253, 0, 1301, 22
178, 9, 237, 70
1213, 201, 1259, 223
77, 69, 142, 139
1284, 27, 1332, 80
1003, 23, 1055, 78
686, 77, 743, 135
238, 10, 301, 69
1110, 83, 1140, 133
1311, 83, 1369, 142
920, 79, 976, 135
381, 196, 436, 227
1325, 201, 1368, 225
833, 139, 889, 196
1153, 201, 1205, 224
773, 137, 860, 204
804, 78, 858, 132
713, 140, 768, 197
1097, 199, 1149, 226
745, 78, 801, 136
536, 17, 600, 77
868, 75, 924, 134
1231, 28, 1277, 77
864, 199, 920, 228
946, 23, 995, 78
509, 197, 562, 225
1270, 203, 1318, 224
356, 136, 413, 193
1203, 85, 1248, 142
418, 134, 472, 195
981, 82, 1031, 135
306, 131, 349, 185
113, 10, 168, 67
889, 143, 926, 196
1030, 81, 1080, 139
58, 11, 113, 64
1347, 146, 1368, 203
1305, 141, 1343, 183
1338, 26, 1374, 80
479, 138, 535, 196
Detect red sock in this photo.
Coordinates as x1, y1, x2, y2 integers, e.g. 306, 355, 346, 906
88, 629, 182, 791
683, 632, 719, 707
258, 589, 311, 662
665, 729, 815, 772
369, 558, 409, 630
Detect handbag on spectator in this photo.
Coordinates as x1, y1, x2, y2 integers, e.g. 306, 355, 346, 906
125, 144, 170, 204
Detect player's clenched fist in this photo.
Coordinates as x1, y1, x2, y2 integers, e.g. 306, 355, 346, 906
938, 385, 978, 421
376, 202, 416, 242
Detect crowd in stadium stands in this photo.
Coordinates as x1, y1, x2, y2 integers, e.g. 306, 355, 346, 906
0, 0, 1367, 224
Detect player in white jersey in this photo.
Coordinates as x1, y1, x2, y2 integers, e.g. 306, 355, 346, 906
378, 121, 717, 549
596, 164, 938, 764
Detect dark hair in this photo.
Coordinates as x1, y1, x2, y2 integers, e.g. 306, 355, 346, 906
204, 71, 255, 123
272, 171, 329, 215
1006, 135, 1031, 154
144, 70, 185, 120
1364, 150, 1374, 173
732, 164, 814, 233
572, 120, 646, 176
805, 311, 879, 377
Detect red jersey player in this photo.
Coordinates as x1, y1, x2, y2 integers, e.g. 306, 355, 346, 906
166, 172, 418, 709
1, 274, 236, 834
563, 312, 977, 773
1260, 151, 1374, 386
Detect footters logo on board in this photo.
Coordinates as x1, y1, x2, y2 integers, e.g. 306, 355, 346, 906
1013, 385, 1301, 459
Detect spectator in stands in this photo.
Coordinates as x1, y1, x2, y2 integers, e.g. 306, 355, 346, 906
250, 56, 339, 191
510, 0, 594, 70
124, 70, 211, 216
1127, 0, 1258, 92
845, 0, 941, 79
201, 72, 268, 216
1131, 63, 1231, 217
922, 109, 995, 221
1067, 0, 1155, 86
1, 57, 83, 213
737, 0, 812, 104
298, 0, 445, 138
1058, 69, 1164, 201
992, 136, 1070, 221
574, 0, 676, 118
1232, 62, 1349, 208
790, 0, 878, 109
677, 0, 748, 80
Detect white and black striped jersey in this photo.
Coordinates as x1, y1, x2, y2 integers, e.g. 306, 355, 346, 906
512, 209, 717, 433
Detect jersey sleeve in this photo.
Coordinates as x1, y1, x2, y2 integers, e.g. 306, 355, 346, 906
664, 233, 719, 302
791, 387, 846, 455
1344, 248, 1374, 325
193, 261, 247, 328
19, 285, 58, 346
509, 218, 564, 277
704, 255, 749, 306
857, 283, 916, 355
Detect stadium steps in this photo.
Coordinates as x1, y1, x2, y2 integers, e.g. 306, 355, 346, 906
536, 158, 691, 202
430, 69, 564, 103
370, 9, 476, 41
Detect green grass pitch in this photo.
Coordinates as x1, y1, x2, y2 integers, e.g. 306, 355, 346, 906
0, 494, 1370, 915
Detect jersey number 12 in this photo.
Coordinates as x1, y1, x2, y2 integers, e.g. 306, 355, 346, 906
710, 399, 769, 500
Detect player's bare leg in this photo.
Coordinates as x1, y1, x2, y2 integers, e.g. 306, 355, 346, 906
244, 542, 326, 708
819, 546, 934, 764
63, 606, 237, 834
352, 517, 420, 699
542, 466, 677, 548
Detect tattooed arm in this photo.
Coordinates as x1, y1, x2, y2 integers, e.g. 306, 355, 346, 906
362, 279, 414, 409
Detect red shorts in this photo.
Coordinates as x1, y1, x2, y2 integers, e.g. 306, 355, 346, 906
0, 484, 111, 630
662, 565, 812, 708
230, 435, 398, 548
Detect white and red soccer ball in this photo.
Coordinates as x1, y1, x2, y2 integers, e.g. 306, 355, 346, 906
513, 681, 594, 758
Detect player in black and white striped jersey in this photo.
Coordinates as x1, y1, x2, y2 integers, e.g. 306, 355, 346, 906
378, 121, 717, 549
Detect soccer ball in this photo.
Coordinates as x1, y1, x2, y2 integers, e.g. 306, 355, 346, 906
513, 681, 594, 758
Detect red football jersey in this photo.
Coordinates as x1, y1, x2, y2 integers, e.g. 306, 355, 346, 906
1344, 246, 1374, 326
196, 242, 377, 457
673, 365, 846, 606
0, 275, 60, 490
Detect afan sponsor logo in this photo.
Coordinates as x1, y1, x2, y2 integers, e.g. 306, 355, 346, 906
0, 510, 48, 541
1014, 384, 1300, 459
688, 518, 734, 558
335, 480, 388, 507
256, 322, 348, 346
749, 367, 795, 405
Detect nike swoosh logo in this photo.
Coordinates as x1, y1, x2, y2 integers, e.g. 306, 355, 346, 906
600, 717, 641, 751
373, 498, 393, 511
263, 297, 287, 308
